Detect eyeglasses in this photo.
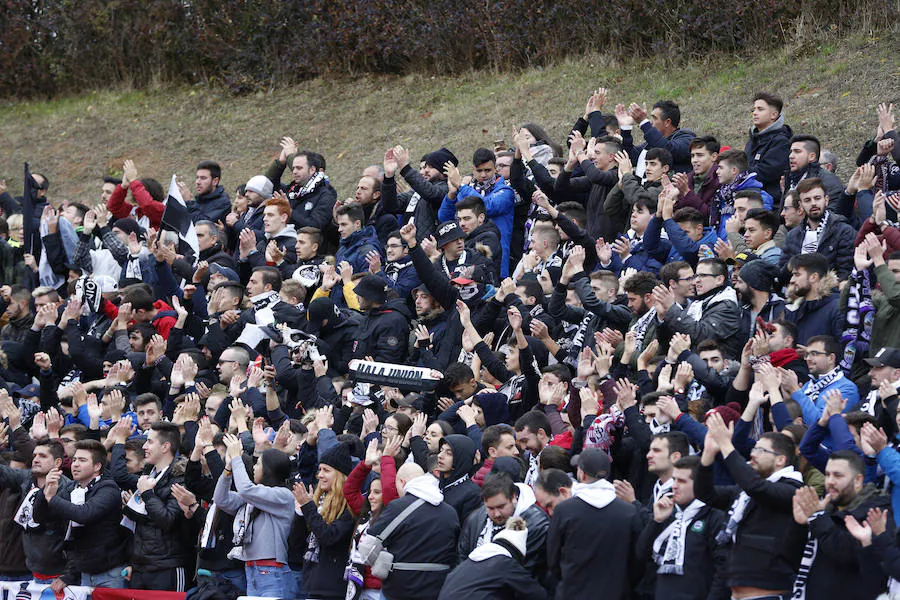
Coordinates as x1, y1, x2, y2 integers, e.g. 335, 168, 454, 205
675, 276, 694, 282
693, 273, 717, 279
382, 424, 398, 433
805, 350, 829, 357
385, 243, 404, 249
750, 446, 780, 456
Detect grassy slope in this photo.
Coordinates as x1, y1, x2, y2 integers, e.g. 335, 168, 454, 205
1, 32, 898, 203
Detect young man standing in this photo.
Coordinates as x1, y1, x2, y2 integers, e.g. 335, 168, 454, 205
123, 422, 188, 591
37, 439, 128, 589
187, 160, 231, 224
745, 92, 792, 200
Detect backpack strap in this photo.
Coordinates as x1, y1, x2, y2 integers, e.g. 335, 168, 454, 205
375, 498, 425, 544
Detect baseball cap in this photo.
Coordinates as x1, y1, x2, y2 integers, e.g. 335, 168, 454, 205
574, 448, 611, 479
436, 221, 466, 247
209, 263, 240, 282
865, 347, 900, 369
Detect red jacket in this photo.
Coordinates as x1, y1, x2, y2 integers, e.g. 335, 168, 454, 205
108, 181, 164, 228
855, 218, 900, 258
344, 456, 399, 590
107, 300, 177, 339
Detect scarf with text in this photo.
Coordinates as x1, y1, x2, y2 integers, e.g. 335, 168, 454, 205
841, 266, 874, 371
804, 367, 844, 404
653, 499, 706, 575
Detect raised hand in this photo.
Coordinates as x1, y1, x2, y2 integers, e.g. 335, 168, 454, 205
653, 495, 675, 523
614, 103, 634, 128
628, 102, 648, 123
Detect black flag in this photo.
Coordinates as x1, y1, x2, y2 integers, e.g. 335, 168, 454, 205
160, 175, 199, 260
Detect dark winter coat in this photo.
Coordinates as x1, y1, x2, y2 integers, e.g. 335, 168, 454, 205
187, 185, 231, 224
745, 118, 793, 201
779, 213, 857, 280
122, 462, 189, 570
622, 125, 696, 174
351, 298, 412, 364
782, 293, 843, 345
438, 435, 483, 523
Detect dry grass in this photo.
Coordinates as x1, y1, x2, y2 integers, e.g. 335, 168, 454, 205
1, 31, 898, 203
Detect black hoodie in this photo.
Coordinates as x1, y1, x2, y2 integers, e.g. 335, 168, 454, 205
351, 298, 412, 364
439, 435, 483, 523
466, 220, 502, 279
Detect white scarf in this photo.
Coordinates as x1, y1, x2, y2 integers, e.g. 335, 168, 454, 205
227, 502, 255, 561
250, 290, 281, 326
716, 465, 803, 543
13, 486, 41, 530
686, 286, 738, 322
804, 367, 844, 404
653, 499, 706, 574
631, 307, 657, 353
801, 211, 830, 255
652, 478, 673, 503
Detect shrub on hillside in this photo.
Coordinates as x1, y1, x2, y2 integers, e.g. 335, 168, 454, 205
0, 0, 894, 98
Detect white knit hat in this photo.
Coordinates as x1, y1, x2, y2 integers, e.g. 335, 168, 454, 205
493, 516, 528, 557
245, 175, 274, 199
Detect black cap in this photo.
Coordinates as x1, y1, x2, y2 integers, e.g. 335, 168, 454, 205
412, 284, 432, 297
574, 448, 611, 479
354, 275, 388, 304
396, 393, 425, 412
424, 147, 459, 172
865, 347, 900, 369
320, 442, 353, 476
307, 297, 340, 331
738, 259, 779, 293
436, 221, 466, 247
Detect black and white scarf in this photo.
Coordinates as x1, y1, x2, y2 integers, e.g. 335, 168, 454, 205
801, 211, 830, 255
716, 466, 802, 544
841, 266, 874, 372
631, 307, 657, 353
290, 170, 328, 201
441, 250, 468, 279
653, 499, 705, 575
250, 290, 281, 326
805, 367, 844, 404
472, 174, 502, 196
792, 510, 826, 600
385, 257, 413, 283
686, 286, 738, 322
13, 486, 41, 530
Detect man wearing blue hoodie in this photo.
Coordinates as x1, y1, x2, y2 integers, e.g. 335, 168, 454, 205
439, 149, 515, 278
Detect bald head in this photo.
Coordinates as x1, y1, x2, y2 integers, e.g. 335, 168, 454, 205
396, 463, 426, 495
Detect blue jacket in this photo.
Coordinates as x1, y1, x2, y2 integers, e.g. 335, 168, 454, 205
335, 225, 381, 275
659, 218, 719, 268
799, 415, 877, 482
876, 445, 900, 519
782, 293, 843, 346
439, 181, 516, 278
791, 374, 861, 426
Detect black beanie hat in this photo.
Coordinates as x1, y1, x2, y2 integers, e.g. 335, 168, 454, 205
425, 147, 459, 173
320, 442, 353, 476
354, 275, 388, 304
112, 218, 144, 238
738, 259, 779, 293
307, 297, 340, 331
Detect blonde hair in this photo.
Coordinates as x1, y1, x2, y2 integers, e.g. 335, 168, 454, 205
313, 468, 349, 523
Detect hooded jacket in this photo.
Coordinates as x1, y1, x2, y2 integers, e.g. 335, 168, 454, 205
439, 538, 545, 600
661, 286, 745, 359
458, 483, 550, 576
367, 475, 460, 600
439, 180, 516, 278
466, 220, 503, 279
336, 225, 382, 275
351, 298, 412, 364
547, 479, 641, 600
242, 223, 299, 281
745, 116, 793, 201
439, 435, 483, 523
782, 291, 843, 346
187, 185, 231, 224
